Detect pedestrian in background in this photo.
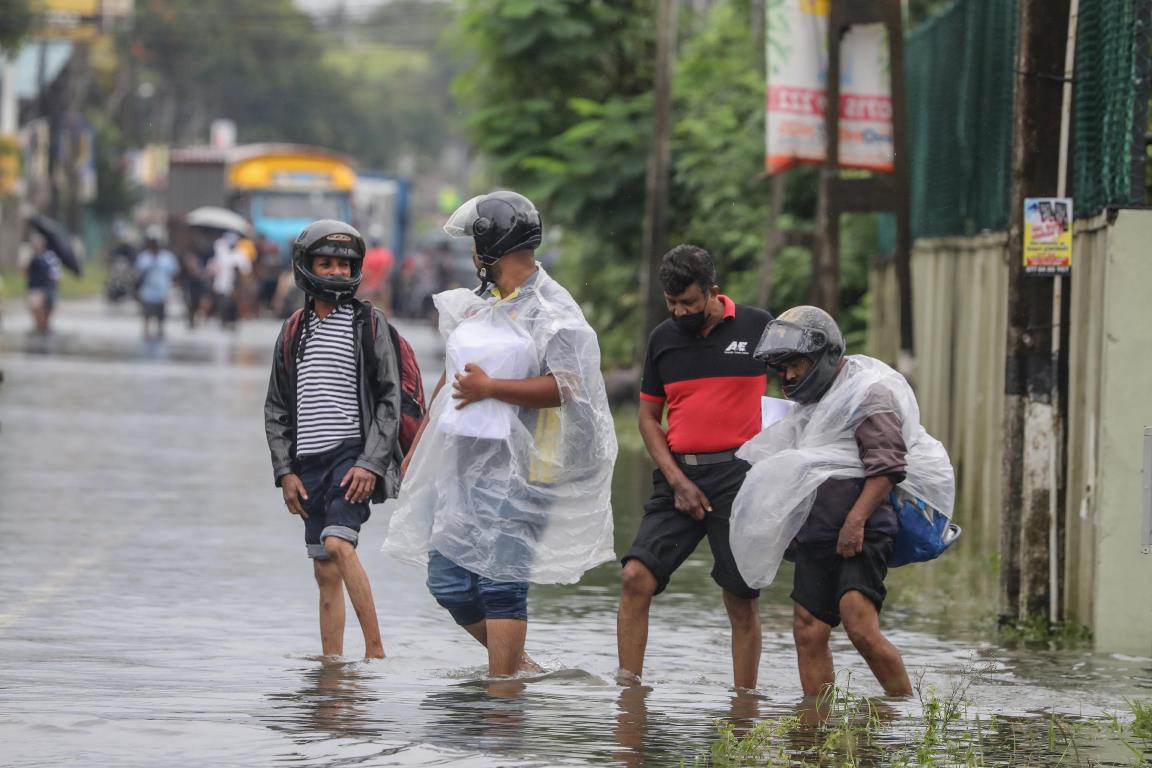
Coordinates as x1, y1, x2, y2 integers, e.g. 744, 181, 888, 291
264, 219, 402, 659
25, 232, 62, 337
134, 235, 180, 339
207, 231, 251, 330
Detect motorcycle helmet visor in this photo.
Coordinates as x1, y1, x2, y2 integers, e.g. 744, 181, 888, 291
753, 320, 828, 365
443, 195, 485, 238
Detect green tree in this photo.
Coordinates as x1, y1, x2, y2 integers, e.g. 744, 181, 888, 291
0, 0, 32, 51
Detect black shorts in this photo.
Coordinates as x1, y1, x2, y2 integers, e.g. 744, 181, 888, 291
791, 539, 892, 627
622, 459, 759, 600
297, 440, 371, 560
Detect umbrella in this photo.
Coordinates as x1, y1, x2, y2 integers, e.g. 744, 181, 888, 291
29, 214, 82, 275
186, 206, 252, 235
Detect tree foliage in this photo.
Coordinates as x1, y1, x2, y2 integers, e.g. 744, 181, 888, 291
453, 0, 879, 363
0, 0, 32, 52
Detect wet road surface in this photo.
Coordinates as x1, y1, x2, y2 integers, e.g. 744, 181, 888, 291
1, 299, 1150, 766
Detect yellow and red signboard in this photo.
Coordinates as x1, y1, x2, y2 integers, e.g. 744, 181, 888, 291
765, 0, 893, 174
1023, 197, 1073, 275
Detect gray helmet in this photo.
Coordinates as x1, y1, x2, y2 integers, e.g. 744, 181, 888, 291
292, 219, 365, 304
753, 305, 845, 403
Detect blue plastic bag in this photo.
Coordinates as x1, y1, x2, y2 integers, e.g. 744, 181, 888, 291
888, 492, 961, 567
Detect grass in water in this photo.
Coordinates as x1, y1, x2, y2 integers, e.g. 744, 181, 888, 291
706, 657, 1152, 767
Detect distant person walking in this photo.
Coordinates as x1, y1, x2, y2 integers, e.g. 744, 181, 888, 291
25, 232, 62, 336
264, 219, 403, 659
134, 236, 181, 339
207, 231, 251, 330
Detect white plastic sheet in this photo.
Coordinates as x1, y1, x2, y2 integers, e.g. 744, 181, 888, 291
383, 268, 618, 583
731, 355, 955, 588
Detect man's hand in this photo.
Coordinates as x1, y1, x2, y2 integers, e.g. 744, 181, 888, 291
341, 466, 377, 503
452, 363, 493, 409
671, 476, 712, 520
836, 514, 866, 558
281, 473, 309, 518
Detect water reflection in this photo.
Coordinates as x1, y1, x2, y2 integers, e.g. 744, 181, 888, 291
422, 680, 530, 758
274, 659, 381, 739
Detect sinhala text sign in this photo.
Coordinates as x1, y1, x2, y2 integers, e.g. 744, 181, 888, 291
765, 0, 894, 174
1023, 197, 1073, 275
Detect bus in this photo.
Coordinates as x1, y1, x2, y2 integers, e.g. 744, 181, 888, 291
166, 143, 357, 262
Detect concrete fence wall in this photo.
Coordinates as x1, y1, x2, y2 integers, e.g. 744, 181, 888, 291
868, 209, 1152, 653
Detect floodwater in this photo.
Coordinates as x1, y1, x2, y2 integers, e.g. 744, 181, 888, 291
1, 301, 1150, 767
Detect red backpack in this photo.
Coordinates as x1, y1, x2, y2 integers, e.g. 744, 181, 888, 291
282, 302, 426, 455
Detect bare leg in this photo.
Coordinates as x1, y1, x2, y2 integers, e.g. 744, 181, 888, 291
616, 560, 657, 684
313, 558, 345, 656
723, 590, 762, 689
323, 537, 384, 659
793, 602, 834, 697
839, 591, 911, 696
460, 620, 541, 673
485, 618, 528, 677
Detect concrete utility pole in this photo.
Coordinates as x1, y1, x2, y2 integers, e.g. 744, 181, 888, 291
640, 0, 678, 345
1000, 0, 1071, 624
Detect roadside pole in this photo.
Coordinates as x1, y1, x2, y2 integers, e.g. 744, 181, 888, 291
1000, 0, 1071, 624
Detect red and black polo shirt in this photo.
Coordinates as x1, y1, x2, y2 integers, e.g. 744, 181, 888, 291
640, 296, 773, 454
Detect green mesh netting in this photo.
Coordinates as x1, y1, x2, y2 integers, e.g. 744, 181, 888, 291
1073, 0, 1150, 216
903, 0, 1148, 238
905, 0, 1017, 238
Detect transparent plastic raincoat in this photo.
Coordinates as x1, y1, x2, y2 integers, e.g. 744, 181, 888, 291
383, 268, 617, 583
730, 355, 955, 588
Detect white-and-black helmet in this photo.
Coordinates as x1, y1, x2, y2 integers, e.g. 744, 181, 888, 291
443, 190, 542, 266
292, 219, 366, 304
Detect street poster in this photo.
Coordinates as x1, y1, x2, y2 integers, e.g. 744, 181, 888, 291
1023, 197, 1073, 275
765, 0, 894, 174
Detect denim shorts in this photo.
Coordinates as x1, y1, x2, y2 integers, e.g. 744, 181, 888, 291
297, 440, 370, 559
425, 550, 529, 625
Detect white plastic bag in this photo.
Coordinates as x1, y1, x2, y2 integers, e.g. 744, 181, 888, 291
731, 355, 955, 588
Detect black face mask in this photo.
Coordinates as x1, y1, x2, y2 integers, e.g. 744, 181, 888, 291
675, 310, 708, 335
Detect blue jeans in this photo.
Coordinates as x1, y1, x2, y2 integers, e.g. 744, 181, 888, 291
426, 550, 529, 625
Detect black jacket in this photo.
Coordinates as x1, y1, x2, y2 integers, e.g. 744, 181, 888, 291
264, 300, 402, 502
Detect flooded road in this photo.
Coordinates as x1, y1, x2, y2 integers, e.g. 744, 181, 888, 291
1, 300, 1150, 766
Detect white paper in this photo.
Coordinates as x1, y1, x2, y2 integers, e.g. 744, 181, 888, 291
761, 396, 795, 430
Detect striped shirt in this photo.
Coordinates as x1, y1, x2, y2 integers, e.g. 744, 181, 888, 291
295, 304, 361, 456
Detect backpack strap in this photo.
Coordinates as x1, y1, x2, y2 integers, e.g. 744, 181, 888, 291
281, 307, 305, 373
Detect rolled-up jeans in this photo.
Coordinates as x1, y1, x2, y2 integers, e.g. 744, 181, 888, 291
425, 550, 529, 625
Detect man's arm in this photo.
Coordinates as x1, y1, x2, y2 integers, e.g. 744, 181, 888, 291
638, 398, 712, 520
355, 311, 403, 485
836, 475, 895, 558
264, 324, 296, 485
451, 363, 561, 409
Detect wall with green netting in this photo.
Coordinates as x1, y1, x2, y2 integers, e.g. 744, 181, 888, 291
904, 0, 1149, 239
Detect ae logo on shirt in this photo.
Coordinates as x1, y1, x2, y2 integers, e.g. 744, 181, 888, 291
724, 341, 750, 355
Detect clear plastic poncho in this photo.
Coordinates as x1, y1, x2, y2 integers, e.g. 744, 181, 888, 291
730, 355, 955, 588
383, 268, 617, 584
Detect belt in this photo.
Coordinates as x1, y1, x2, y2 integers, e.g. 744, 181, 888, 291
673, 449, 739, 466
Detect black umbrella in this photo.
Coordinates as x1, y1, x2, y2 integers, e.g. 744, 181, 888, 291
29, 214, 82, 275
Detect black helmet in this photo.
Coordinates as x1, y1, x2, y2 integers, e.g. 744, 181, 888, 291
754, 306, 845, 403
443, 190, 542, 266
292, 219, 366, 304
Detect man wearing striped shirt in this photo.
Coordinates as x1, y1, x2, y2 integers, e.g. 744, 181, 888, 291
265, 220, 403, 660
